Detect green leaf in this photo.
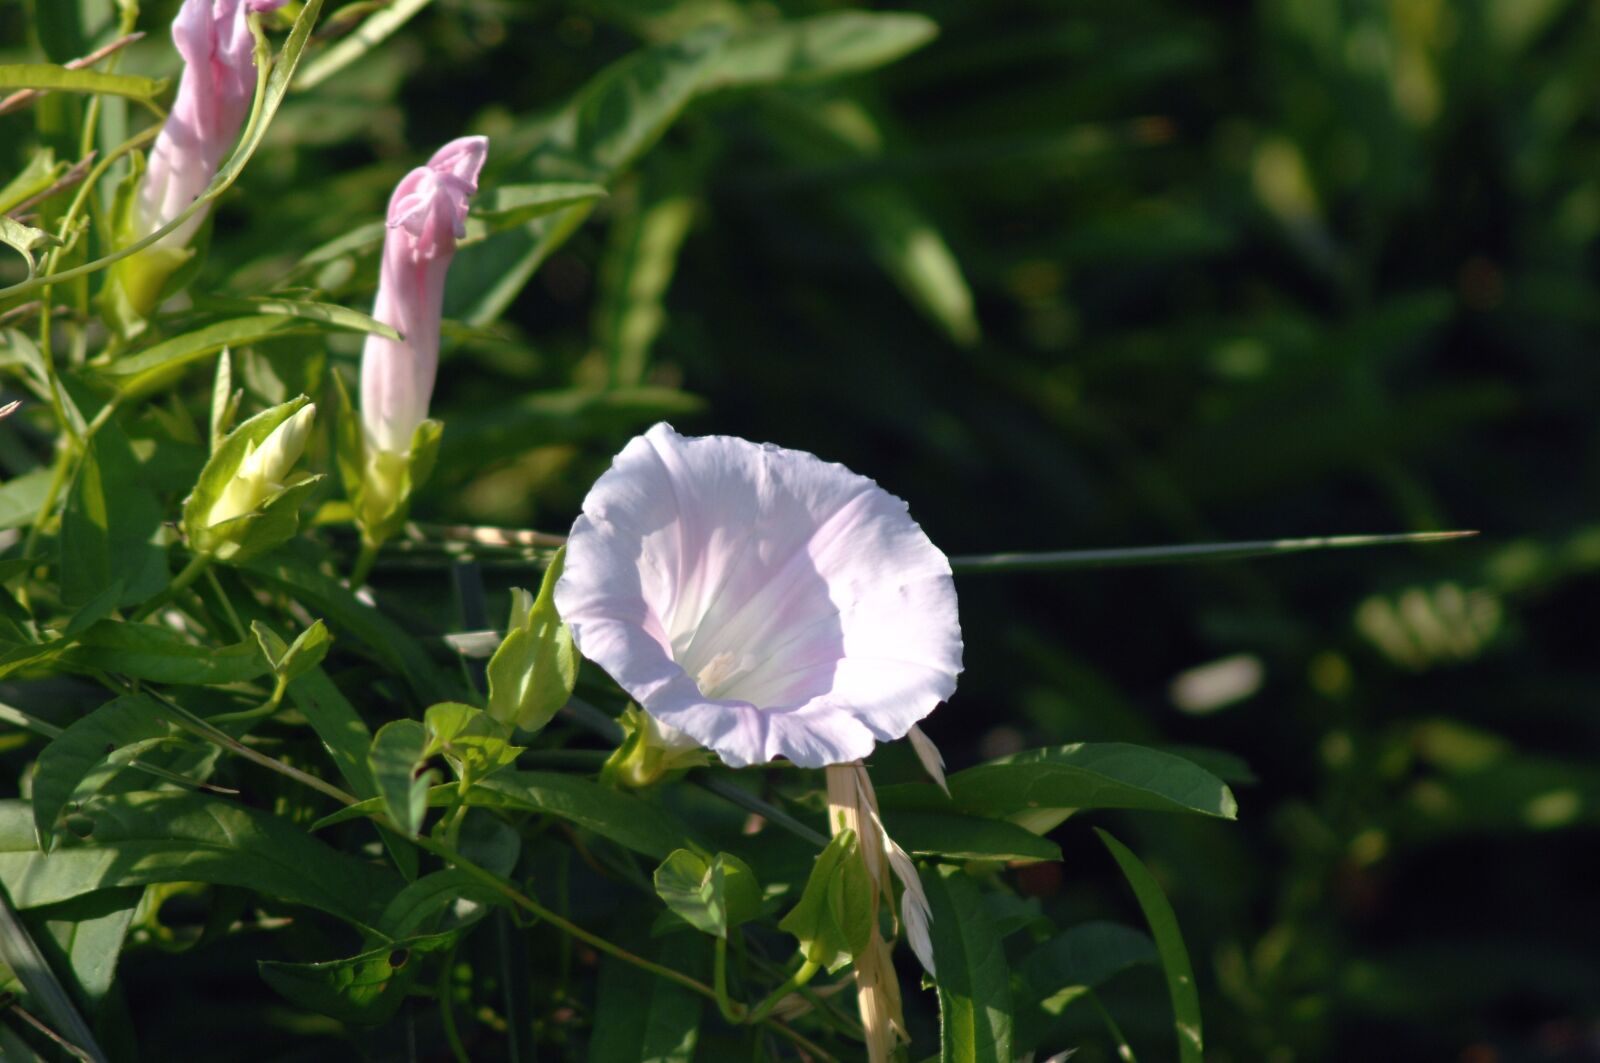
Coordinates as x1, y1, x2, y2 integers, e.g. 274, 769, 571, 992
652, 849, 762, 939
436, 387, 704, 475
472, 772, 695, 860
0, 216, 62, 276
1096, 829, 1204, 1063
58, 421, 168, 608
423, 702, 521, 781
210, 347, 238, 450
0, 63, 168, 101
923, 864, 1013, 1063
756, 94, 978, 345
377, 869, 502, 939
0, 888, 105, 1062
30, 888, 143, 1011
450, 27, 731, 326
589, 939, 702, 1063
594, 164, 699, 387
486, 545, 577, 733
0, 580, 125, 682
454, 11, 939, 327
0, 149, 64, 215
30, 694, 170, 850
368, 720, 434, 837
471, 182, 610, 229
282, 668, 416, 879
880, 810, 1062, 864
876, 742, 1238, 824
98, 317, 314, 400
280, 668, 377, 796
256, 619, 333, 687
0, 793, 400, 928
61, 622, 271, 685
777, 829, 874, 972
706, 11, 939, 89
259, 929, 457, 1024
315, 771, 697, 860
0, 467, 53, 531
242, 553, 454, 705
1019, 920, 1157, 1013
190, 296, 402, 341
292, 0, 436, 90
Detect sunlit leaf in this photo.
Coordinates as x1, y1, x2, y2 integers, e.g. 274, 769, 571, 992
923, 863, 1013, 1063
1096, 829, 1203, 1063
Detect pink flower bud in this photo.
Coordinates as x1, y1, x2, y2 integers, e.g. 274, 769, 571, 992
360, 136, 488, 455
136, 0, 287, 248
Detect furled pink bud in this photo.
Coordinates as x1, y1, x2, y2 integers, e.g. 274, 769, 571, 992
135, 0, 288, 248
360, 136, 488, 456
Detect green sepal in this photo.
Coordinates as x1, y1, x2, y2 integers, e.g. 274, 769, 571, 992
215, 474, 325, 563
485, 546, 578, 734
336, 363, 443, 548
423, 701, 522, 782
182, 395, 317, 562
601, 704, 710, 789
98, 150, 215, 341
777, 829, 875, 973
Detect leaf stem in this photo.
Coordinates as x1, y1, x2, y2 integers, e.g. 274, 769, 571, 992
1088, 988, 1138, 1062
403, 833, 836, 1061
745, 958, 821, 1025
132, 552, 214, 622
436, 944, 470, 1063
713, 937, 745, 1024
141, 688, 359, 808
350, 538, 379, 589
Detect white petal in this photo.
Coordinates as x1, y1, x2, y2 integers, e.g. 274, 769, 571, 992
556, 423, 962, 768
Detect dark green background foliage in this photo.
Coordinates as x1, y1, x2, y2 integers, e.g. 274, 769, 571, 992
2, 0, 1598, 1060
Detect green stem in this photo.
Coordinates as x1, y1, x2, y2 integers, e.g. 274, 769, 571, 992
440, 770, 473, 850
744, 958, 821, 1025
437, 944, 470, 1063
713, 937, 746, 1024
203, 566, 247, 641
949, 530, 1479, 575
402, 834, 836, 1061
350, 538, 380, 589
17, 443, 76, 578
132, 552, 214, 622
1088, 988, 1137, 1063
141, 688, 358, 809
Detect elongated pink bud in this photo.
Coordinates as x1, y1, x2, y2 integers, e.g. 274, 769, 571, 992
360, 136, 488, 455
136, 0, 287, 248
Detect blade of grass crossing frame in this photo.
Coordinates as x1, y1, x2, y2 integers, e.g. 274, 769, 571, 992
950, 530, 1477, 574
1095, 829, 1202, 1063
0, 887, 106, 1062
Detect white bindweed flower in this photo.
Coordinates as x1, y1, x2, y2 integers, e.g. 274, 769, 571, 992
206, 403, 315, 526
554, 423, 963, 769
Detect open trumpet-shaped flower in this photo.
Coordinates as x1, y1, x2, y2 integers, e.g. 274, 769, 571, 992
554, 423, 963, 769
